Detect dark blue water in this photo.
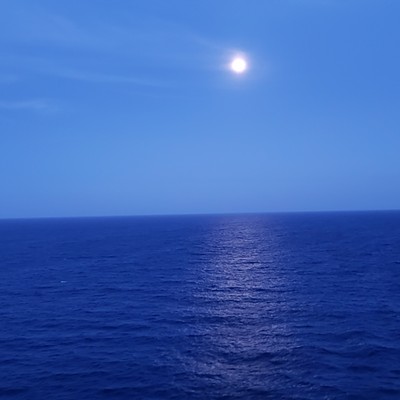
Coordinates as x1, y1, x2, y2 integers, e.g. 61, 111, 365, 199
0, 212, 399, 399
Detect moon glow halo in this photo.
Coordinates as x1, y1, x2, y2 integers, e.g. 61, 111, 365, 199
230, 57, 248, 74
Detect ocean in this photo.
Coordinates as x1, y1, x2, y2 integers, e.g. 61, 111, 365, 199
0, 211, 399, 399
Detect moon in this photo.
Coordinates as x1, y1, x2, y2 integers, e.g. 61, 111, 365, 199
230, 57, 248, 74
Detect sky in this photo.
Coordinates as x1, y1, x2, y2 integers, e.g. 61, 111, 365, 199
1, 0, 399, 218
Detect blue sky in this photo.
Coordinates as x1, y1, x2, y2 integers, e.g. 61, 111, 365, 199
1, 0, 399, 218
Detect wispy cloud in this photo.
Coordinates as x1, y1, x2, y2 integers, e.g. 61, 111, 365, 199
0, 5, 102, 49
51, 69, 171, 88
0, 99, 54, 113
0, 2, 227, 66
0, 1, 234, 96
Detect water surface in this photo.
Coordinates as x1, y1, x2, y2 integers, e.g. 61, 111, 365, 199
0, 212, 399, 399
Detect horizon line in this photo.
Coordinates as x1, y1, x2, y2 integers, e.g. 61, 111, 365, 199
0, 208, 399, 221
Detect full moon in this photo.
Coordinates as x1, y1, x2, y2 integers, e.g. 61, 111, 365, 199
230, 57, 248, 74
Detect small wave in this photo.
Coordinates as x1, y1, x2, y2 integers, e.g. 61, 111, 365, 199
0, 387, 29, 396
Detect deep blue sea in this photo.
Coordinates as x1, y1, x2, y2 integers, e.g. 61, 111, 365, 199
0, 212, 399, 399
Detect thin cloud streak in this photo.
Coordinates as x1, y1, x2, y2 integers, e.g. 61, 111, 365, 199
53, 69, 172, 88
0, 2, 229, 67
0, 99, 54, 112
0, 1, 243, 96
